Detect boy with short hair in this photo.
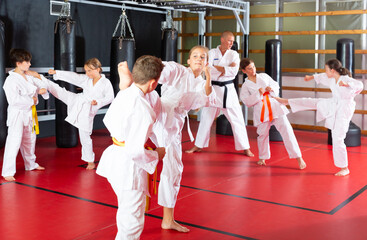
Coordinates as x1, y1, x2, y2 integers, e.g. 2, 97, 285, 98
96, 56, 165, 239
2, 48, 49, 181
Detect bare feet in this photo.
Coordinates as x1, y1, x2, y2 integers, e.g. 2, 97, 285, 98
35, 166, 45, 171
274, 97, 289, 105
297, 157, 306, 170
244, 149, 254, 157
257, 159, 266, 166
185, 146, 202, 153
335, 168, 349, 176
3, 176, 16, 181
161, 220, 189, 233
86, 162, 96, 170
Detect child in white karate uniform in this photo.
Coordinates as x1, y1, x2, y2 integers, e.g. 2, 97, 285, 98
240, 58, 305, 169
96, 57, 165, 240
47, 58, 114, 169
151, 45, 215, 232
2, 49, 49, 181
276, 59, 363, 176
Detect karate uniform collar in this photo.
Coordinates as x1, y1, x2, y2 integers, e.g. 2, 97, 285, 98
8, 69, 33, 82
131, 83, 145, 96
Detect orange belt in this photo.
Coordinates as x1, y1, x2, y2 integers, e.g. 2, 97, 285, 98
112, 138, 157, 212
145, 144, 158, 212
260, 92, 273, 123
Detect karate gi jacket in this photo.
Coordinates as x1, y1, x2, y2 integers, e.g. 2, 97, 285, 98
240, 73, 288, 127
96, 84, 159, 196
209, 46, 240, 108
3, 70, 49, 127
53, 70, 114, 133
311, 73, 363, 130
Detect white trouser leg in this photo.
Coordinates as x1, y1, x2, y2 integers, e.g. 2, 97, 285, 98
2, 121, 24, 177
273, 115, 302, 159
46, 79, 74, 105
110, 181, 146, 240
19, 125, 39, 171
222, 102, 250, 150
158, 138, 183, 208
78, 130, 94, 163
256, 121, 271, 160
288, 98, 319, 113
331, 112, 350, 168
194, 107, 219, 148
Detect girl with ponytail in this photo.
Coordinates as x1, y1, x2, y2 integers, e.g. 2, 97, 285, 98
276, 58, 363, 176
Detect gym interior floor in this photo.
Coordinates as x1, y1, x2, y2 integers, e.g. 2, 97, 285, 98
1, 120, 367, 240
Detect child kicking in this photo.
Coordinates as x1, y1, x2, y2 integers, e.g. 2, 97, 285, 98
47, 58, 114, 169
276, 59, 363, 176
152, 45, 215, 232
240, 58, 306, 169
96, 57, 165, 239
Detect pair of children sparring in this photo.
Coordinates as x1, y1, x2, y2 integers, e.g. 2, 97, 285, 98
2, 40, 362, 238
1, 49, 114, 181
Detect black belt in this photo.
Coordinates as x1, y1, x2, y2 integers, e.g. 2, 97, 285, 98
212, 80, 234, 108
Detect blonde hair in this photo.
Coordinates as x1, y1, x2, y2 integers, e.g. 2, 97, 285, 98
188, 45, 209, 60
85, 58, 102, 73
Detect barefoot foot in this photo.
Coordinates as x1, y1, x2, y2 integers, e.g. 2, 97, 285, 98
3, 176, 15, 181
244, 149, 254, 157
185, 146, 202, 153
297, 157, 306, 170
161, 220, 189, 233
257, 159, 266, 166
335, 168, 349, 176
86, 162, 96, 170
35, 166, 45, 171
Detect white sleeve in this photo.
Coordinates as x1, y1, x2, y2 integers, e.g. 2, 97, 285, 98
264, 73, 280, 97
33, 75, 50, 100
240, 83, 262, 107
223, 52, 240, 78
158, 61, 186, 86
3, 80, 34, 109
94, 80, 114, 109
313, 73, 332, 88
53, 70, 89, 88
125, 104, 159, 174
339, 76, 363, 99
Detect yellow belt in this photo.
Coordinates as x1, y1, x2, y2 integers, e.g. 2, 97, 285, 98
112, 137, 157, 212
31, 105, 39, 135
112, 137, 125, 147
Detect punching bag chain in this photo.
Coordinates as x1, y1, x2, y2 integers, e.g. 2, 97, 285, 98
54, 0, 72, 34
112, 5, 135, 40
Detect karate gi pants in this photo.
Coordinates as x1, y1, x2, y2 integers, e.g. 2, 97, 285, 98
47, 80, 95, 163
158, 135, 183, 208
289, 98, 349, 168
257, 115, 302, 160
2, 122, 39, 177
110, 181, 146, 240
195, 104, 250, 150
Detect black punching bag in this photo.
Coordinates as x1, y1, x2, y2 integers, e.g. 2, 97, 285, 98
327, 38, 361, 147
161, 28, 178, 62
0, 20, 6, 148
54, 17, 78, 148
110, 37, 135, 95
337, 38, 355, 77
265, 39, 283, 141
159, 28, 178, 96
